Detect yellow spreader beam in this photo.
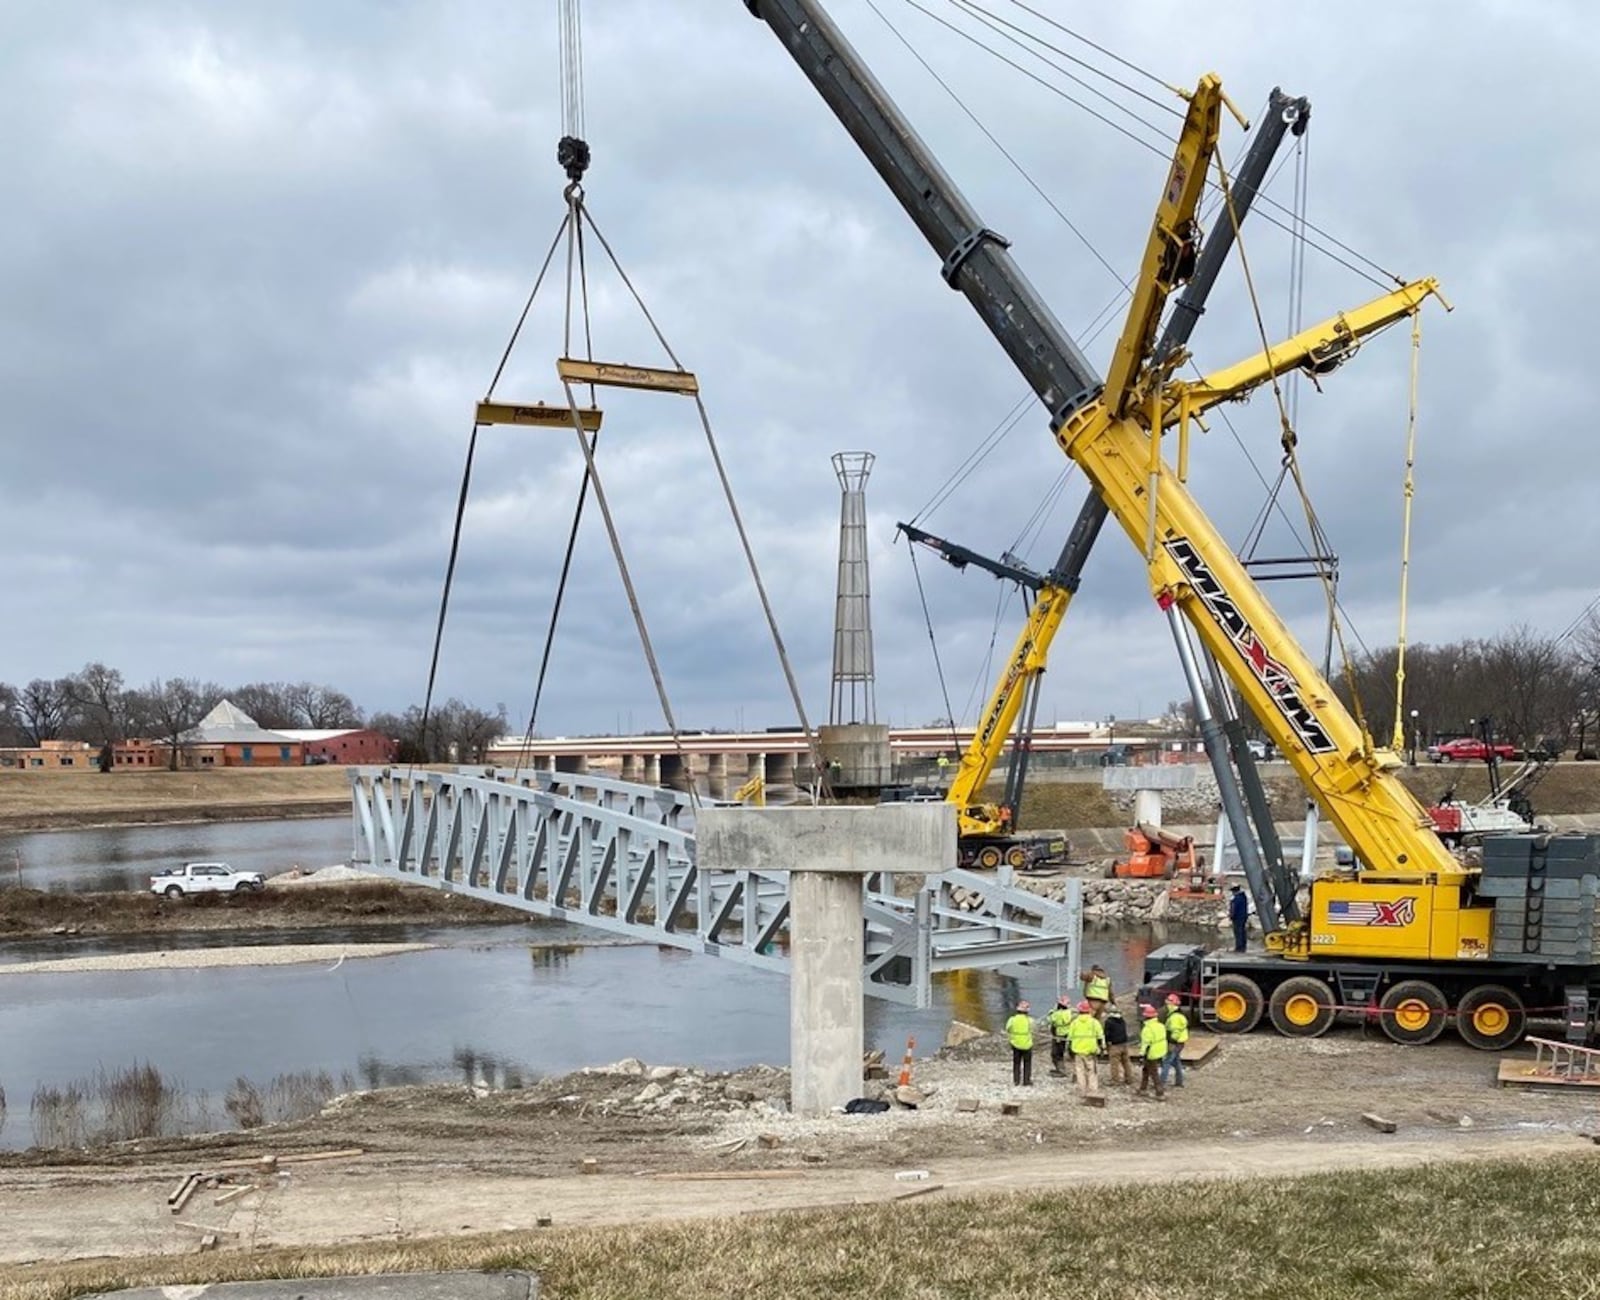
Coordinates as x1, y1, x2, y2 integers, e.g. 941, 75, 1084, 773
557, 358, 699, 396
475, 401, 603, 432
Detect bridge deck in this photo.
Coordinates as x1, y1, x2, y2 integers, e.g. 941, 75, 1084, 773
349, 767, 1081, 1007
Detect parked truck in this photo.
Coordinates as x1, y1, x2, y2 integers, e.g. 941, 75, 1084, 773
150, 862, 266, 898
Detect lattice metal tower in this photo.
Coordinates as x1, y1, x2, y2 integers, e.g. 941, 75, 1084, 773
829, 452, 876, 725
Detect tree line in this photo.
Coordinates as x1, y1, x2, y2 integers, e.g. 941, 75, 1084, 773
0, 663, 507, 768
1172, 622, 1600, 757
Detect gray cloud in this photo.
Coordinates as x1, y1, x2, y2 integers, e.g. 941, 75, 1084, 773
3, 0, 1594, 738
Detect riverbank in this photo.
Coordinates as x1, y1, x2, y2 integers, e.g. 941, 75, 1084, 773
0, 1029, 1594, 1285
0, 940, 435, 974
0, 768, 356, 832
0, 881, 526, 940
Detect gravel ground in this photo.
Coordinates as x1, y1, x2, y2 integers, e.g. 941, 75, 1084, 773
0, 940, 434, 974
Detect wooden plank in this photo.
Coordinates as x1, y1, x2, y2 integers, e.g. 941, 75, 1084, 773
215, 1183, 259, 1206
211, 1147, 363, 1171
1180, 1035, 1220, 1065
558, 357, 699, 395
1361, 1112, 1397, 1134
175, 1220, 241, 1236
476, 400, 602, 431
651, 1170, 806, 1182
167, 1172, 201, 1207
1498, 1058, 1600, 1090
892, 1182, 946, 1203
169, 1176, 202, 1215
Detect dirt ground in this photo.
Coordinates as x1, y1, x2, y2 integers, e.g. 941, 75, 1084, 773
3, 1029, 1594, 1268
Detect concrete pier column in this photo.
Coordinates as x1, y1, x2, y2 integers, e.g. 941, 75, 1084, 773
764, 751, 796, 787
642, 753, 661, 786
707, 752, 728, 801
747, 752, 766, 782
620, 754, 639, 782
1134, 788, 1162, 826
696, 805, 956, 1117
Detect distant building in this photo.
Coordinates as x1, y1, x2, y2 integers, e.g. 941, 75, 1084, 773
0, 739, 97, 770
277, 728, 398, 765
175, 700, 304, 768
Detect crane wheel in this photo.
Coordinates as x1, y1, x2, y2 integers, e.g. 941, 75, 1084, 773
1456, 984, 1527, 1052
1268, 976, 1336, 1038
1005, 847, 1029, 869
1211, 974, 1265, 1034
1379, 979, 1449, 1045
976, 846, 1002, 869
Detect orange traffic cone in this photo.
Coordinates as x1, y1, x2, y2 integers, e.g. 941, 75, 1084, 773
897, 1035, 916, 1087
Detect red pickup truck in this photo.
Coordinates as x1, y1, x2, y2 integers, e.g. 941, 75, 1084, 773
1426, 737, 1516, 763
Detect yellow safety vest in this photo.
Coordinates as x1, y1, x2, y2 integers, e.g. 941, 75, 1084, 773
1046, 1008, 1075, 1039
1140, 1018, 1168, 1061
1068, 1013, 1104, 1056
1006, 1013, 1034, 1051
1166, 1010, 1190, 1045
1085, 975, 1111, 1002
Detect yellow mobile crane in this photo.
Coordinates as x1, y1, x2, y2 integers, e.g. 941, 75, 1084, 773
745, 0, 1600, 1049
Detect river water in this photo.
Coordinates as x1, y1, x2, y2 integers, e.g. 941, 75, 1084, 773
0, 819, 1197, 1151
0, 817, 349, 893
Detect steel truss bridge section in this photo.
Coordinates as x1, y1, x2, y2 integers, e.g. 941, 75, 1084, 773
348, 766, 1080, 1007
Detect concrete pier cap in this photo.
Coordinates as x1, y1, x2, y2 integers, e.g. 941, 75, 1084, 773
697, 804, 956, 1116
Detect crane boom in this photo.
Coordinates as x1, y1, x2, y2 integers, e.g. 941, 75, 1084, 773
744, 0, 1456, 939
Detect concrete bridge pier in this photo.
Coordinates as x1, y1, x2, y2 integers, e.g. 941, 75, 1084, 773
696, 805, 956, 1116
620, 754, 640, 782
555, 754, 589, 776
707, 753, 728, 801
641, 753, 661, 786
747, 753, 766, 783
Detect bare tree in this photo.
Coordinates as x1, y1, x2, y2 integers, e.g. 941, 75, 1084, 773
228, 682, 299, 730
64, 663, 137, 746
143, 679, 221, 771
17, 678, 76, 745
0, 682, 22, 746
285, 683, 362, 729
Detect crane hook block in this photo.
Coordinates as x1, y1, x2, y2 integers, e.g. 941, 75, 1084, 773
558, 135, 591, 183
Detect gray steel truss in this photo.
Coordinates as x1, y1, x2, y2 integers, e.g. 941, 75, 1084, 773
349, 766, 1080, 1007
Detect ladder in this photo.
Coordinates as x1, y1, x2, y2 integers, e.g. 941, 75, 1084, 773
1524, 1036, 1600, 1083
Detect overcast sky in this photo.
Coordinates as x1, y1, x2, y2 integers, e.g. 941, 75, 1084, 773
3, 1, 1595, 736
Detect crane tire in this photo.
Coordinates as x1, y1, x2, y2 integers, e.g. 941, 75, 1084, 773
1456, 984, 1526, 1052
1211, 974, 1265, 1034
1380, 979, 1449, 1045
976, 846, 1002, 870
1005, 847, 1029, 869
1268, 975, 1336, 1038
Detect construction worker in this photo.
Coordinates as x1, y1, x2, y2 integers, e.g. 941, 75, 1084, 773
1081, 965, 1113, 1017
1161, 993, 1190, 1089
1005, 999, 1035, 1087
1046, 994, 1076, 1077
1103, 1003, 1132, 1086
1229, 885, 1249, 952
1136, 1003, 1167, 1099
1067, 999, 1104, 1097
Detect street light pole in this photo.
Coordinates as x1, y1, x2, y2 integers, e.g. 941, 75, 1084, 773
1409, 709, 1419, 766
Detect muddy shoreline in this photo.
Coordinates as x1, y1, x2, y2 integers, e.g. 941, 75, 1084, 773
0, 881, 528, 940
0, 799, 349, 833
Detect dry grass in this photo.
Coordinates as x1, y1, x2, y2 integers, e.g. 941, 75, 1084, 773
0, 767, 352, 828
6, 1157, 1600, 1300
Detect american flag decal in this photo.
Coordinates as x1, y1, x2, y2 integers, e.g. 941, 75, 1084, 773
1326, 897, 1417, 927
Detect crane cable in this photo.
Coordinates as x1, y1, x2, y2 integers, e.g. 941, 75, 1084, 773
1390, 311, 1422, 753
1213, 146, 1385, 745
906, 537, 964, 758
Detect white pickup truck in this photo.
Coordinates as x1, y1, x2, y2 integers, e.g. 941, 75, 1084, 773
150, 862, 266, 898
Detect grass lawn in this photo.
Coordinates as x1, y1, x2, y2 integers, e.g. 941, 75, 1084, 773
8, 1156, 1600, 1300
0, 767, 352, 825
